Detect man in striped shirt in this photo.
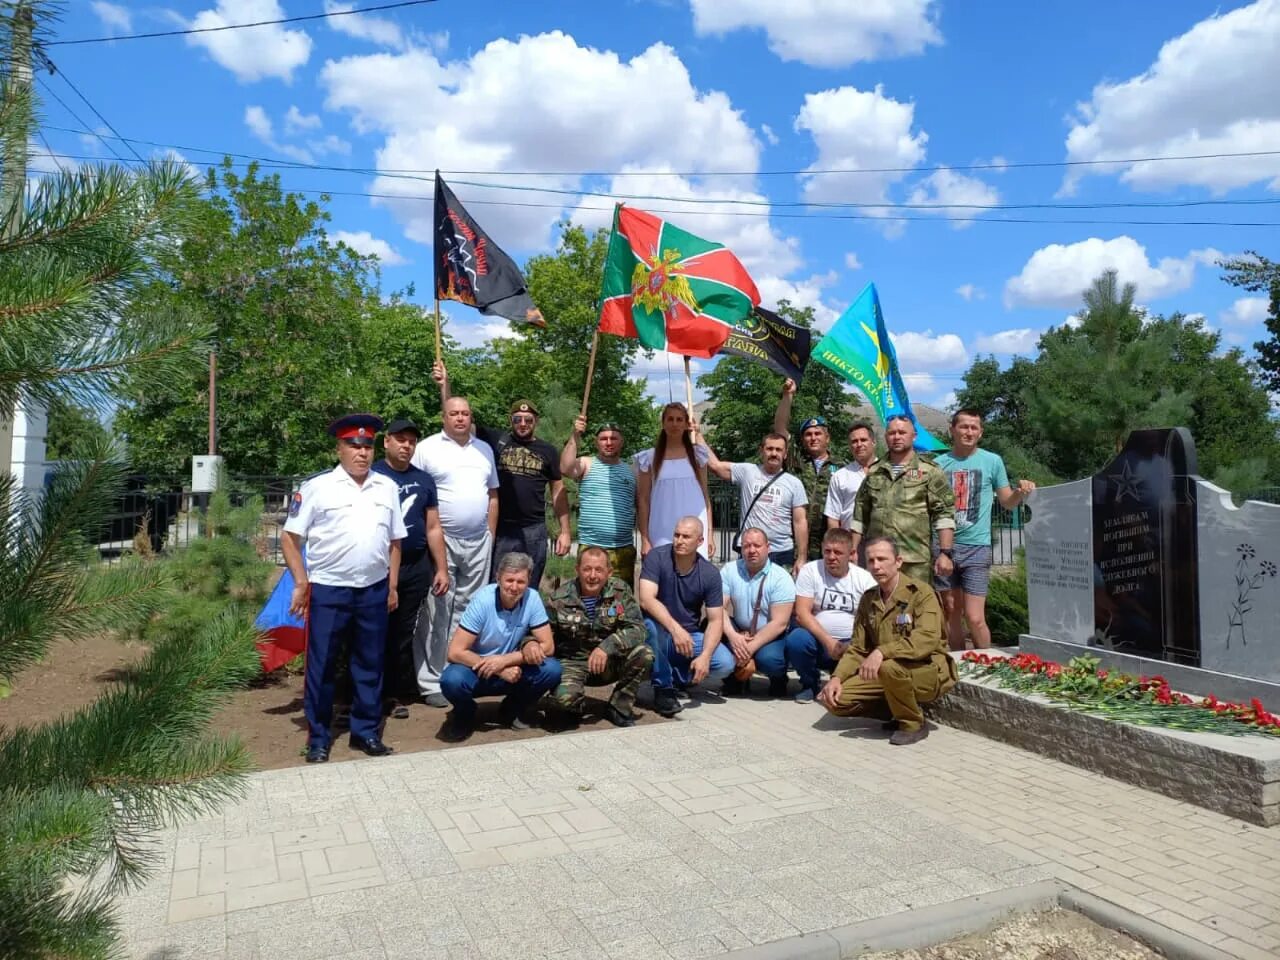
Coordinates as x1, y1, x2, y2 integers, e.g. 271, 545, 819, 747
561, 415, 638, 583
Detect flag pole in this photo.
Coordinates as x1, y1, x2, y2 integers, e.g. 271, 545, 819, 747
683, 355, 694, 417
434, 299, 446, 408
580, 330, 600, 419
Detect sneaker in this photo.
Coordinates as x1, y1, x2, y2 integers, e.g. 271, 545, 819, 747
793, 687, 816, 704
768, 677, 789, 698
653, 688, 684, 717
604, 704, 638, 728
721, 677, 746, 697
422, 693, 449, 708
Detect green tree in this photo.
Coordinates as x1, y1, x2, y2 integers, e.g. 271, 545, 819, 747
1221, 251, 1280, 391
1, 6, 259, 953
956, 269, 1280, 485
43, 397, 111, 462
117, 161, 402, 476
697, 301, 850, 461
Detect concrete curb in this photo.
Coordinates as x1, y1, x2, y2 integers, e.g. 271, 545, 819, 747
717, 881, 1235, 959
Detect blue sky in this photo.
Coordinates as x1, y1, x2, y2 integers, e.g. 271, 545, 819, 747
36, 0, 1280, 408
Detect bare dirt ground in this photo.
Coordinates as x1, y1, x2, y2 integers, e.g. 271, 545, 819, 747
0, 630, 672, 769
860, 908, 1164, 960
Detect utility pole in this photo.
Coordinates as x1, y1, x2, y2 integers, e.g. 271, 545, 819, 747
0, 1, 35, 479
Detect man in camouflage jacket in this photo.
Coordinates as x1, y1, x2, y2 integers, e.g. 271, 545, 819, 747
773, 377, 843, 562
545, 546, 654, 727
850, 414, 956, 585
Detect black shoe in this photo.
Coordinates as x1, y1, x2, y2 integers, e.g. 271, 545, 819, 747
721, 677, 746, 697
305, 743, 330, 763
768, 677, 789, 698
654, 688, 684, 717
889, 726, 929, 746
440, 714, 474, 743
881, 719, 899, 732
349, 735, 393, 757
604, 704, 638, 728
422, 693, 449, 708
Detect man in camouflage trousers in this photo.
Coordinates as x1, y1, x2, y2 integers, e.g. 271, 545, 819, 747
773, 377, 843, 562
545, 546, 654, 728
850, 414, 956, 584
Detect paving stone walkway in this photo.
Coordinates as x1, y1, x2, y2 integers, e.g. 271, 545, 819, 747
120, 694, 1280, 960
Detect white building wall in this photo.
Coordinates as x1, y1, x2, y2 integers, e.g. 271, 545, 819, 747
10, 398, 48, 496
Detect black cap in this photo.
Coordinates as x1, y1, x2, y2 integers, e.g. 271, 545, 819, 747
328, 413, 383, 446
384, 418, 421, 437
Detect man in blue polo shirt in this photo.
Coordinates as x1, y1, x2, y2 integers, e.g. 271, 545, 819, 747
720, 526, 796, 698
371, 419, 449, 719
439, 551, 561, 742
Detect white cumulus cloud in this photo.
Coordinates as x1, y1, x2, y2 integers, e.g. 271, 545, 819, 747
955, 283, 984, 301
689, 0, 942, 67
906, 166, 1000, 229
973, 328, 1040, 355
844, 252, 863, 270
187, 0, 311, 84
1221, 297, 1270, 327
284, 105, 322, 134
889, 330, 967, 370
90, 1, 132, 34
1062, 0, 1280, 195
331, 230, 408, 266
794, 84, 927, 222
755, 271, 839, 328
1004, 236, 1202, 309
244, 106, 313, 163
323, 0, 407, 50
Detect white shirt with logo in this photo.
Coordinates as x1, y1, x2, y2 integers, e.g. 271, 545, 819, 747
794, 559, 877, 640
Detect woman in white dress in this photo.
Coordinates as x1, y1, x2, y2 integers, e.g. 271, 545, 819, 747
636, 403, 715, 559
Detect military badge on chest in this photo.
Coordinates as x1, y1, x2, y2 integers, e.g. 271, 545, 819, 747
894, 602, 913, 636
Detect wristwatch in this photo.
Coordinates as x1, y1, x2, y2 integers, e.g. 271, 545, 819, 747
939, 548, 954, 559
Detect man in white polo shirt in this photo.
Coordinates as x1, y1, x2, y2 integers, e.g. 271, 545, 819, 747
412, 395, 500, 706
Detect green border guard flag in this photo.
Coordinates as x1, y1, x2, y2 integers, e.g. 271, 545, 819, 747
810, 283, 947, 452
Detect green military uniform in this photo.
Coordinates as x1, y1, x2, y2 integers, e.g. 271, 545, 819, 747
850, 453, 955, 583
828, 575, 958, 732
545, 576, 654, 716
788, 449, 844, 561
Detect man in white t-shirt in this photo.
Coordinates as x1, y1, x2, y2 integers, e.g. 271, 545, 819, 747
700, 431, 808, 575
785, 527, 876, 703
824, 420, 878, 532
411, 395, 499, 706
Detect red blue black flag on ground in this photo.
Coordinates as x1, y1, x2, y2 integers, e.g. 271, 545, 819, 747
434, 172, 545, 327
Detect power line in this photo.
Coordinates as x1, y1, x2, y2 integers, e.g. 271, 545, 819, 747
30, 156, 1280, 227
35, 77, 127, 163
45, 60, 145, 163
39, 124, 1280, 181
44, 0, 441, 46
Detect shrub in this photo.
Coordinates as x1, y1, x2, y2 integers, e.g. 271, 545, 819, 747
986, 550, 1029, 646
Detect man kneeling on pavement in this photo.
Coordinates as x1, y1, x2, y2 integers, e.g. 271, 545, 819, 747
440, 552, 561, 742
817, 536, 958, 746
544, 546, 653, 728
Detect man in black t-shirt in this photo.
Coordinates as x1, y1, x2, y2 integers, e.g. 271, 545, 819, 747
433, 363, 570, 589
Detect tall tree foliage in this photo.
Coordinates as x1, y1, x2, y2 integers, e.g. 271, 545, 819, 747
697, 301, 850, 461
1221, 251, 1280, 392
956, 269, 1280, 485
1, 7, 259, 956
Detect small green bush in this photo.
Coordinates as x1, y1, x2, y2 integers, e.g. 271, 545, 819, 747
986, 550, 1029, 646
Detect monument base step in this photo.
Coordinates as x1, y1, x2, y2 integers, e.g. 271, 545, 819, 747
928, 672, 1280, 826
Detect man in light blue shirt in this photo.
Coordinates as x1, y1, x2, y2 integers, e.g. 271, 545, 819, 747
440, 552, 561, 741
720, 527, 797, 698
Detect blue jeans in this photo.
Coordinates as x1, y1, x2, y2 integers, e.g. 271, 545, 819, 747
784, 626, 841, 694
306, 579, 389, 746
751, 637, 788, 680
439, 659, 563, 726
644, 619, 734, 690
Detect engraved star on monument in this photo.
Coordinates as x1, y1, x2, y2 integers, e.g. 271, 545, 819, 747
1108, 461, 1144, 505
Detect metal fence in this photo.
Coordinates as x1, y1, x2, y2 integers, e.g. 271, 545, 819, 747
96, 474, 298, 565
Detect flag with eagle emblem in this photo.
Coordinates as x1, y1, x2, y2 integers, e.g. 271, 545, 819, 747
597, 204, 760, 358
434, 172, 545, 327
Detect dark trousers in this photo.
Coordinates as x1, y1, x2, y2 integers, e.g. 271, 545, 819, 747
306, 579, 388, 746
383, 553, 431, 703
769, 548, 795, 568
493, 522, 549, 589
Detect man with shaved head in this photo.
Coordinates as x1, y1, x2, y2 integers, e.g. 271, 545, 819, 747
411, 392, 500, 707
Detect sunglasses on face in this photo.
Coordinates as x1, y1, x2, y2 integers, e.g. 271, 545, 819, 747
511, 415, 536, 424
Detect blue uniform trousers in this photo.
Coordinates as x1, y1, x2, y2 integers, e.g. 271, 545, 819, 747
440, 659, 563, 726
306, 579, 389, 746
